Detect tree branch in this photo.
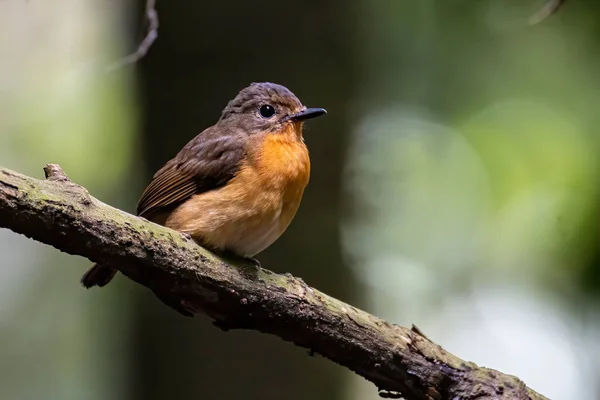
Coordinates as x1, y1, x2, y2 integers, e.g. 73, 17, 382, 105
0, 164, 548, 400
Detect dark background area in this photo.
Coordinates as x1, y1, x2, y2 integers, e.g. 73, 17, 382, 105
133, 1, 359, 399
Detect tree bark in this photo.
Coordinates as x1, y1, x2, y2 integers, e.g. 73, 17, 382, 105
0, 164, 548, 400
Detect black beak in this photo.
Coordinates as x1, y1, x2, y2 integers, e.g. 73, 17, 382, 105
288, 107, 327, 122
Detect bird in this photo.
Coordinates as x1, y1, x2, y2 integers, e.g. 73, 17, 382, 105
80, 82, 326, 315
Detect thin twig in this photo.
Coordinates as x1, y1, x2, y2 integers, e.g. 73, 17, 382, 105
105, 0, 159, 72
529, 0, 567, 25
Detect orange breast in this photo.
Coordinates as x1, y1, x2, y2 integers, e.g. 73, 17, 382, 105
165, 126, 310, 257
253, 130, 311, 206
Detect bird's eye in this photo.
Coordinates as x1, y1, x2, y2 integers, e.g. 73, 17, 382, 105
259, 104, 276, 118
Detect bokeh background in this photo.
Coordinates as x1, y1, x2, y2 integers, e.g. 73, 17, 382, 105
1, 1, 599, 399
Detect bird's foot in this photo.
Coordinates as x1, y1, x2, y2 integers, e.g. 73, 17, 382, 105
244, 257, 261, 268
216, 250, 261, 268
181, 232, 194, 242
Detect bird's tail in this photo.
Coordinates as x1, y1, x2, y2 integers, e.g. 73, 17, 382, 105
81, 264, 117, 288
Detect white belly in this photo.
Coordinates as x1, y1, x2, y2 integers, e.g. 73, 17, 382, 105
226, 203, 283, 256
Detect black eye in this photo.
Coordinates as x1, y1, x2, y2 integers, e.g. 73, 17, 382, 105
259, 104, 276, 118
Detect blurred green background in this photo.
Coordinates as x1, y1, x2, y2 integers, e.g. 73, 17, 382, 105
0, 1, 599, 399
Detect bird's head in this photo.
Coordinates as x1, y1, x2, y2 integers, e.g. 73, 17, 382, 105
218, 82, 326, 140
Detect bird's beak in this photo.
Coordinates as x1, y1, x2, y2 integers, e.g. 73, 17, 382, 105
288, 108, 327, 122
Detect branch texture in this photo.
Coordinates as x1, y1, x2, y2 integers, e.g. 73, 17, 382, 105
0, 164, 548, 400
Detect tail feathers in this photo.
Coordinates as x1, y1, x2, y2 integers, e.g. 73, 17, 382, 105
81, 264, 117, 288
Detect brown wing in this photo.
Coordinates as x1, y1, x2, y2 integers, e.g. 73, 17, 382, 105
136, 125, 248, 219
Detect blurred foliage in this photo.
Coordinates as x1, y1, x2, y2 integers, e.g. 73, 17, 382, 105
0, 1, 137, 400
344, 1, 600, 399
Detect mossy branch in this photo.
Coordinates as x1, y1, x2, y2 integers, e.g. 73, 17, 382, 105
0, 164, 548, 400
